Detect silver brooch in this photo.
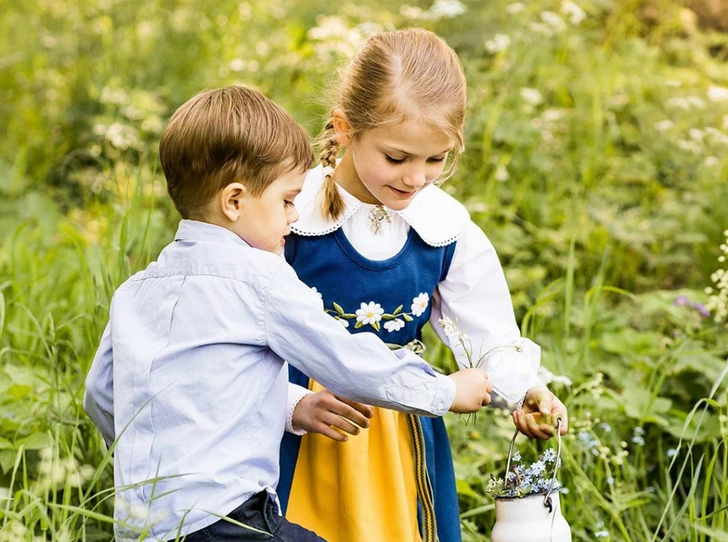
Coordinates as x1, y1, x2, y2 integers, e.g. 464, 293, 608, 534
367, 205, 392, 235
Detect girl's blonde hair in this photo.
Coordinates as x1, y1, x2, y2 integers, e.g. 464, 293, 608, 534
319, 28, 467, 220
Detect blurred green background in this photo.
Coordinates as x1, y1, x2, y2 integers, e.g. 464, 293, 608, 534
1, 0, 727, 540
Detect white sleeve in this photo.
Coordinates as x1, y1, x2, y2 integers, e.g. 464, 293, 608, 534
83, 320, 116, 447
285, 383, 312, 435
262, 262, 456, 417
429, 221, 542, 409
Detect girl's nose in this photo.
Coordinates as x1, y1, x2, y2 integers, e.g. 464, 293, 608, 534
287, 205, 300, 224
403, 168, 427, 189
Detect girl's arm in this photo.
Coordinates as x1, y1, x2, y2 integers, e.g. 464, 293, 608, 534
429, 221, 542, 406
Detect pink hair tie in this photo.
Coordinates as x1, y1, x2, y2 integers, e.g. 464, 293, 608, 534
322, 166, 335, 178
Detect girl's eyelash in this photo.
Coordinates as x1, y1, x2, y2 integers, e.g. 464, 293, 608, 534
385, 155, 405, 164
284, 200, 294, 207
429, 157, 446, 162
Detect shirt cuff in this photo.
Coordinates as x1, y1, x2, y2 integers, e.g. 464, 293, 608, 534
285, 386, 313, 435
431, 373, 457, 416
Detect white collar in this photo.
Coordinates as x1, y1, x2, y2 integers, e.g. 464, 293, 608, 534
291, 165, 470, 247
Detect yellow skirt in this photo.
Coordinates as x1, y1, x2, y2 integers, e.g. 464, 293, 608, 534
286, 381, 429, 542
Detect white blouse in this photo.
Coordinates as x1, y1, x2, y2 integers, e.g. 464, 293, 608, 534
285, 166, 543, 430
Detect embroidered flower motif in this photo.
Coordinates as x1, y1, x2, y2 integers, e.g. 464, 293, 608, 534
337, 318, 349, 328
411, 293, 429, 317
356, 302, 384, 326
383, 319, 405, 333
311, 287, 323, 299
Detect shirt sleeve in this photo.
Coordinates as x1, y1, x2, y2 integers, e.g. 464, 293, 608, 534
285, 383, 312, 435
262, 263, 456, 417
83, 319, 116, 447
429, 221, 543, 409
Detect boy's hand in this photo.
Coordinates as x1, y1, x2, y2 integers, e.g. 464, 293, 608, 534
292, 389, 374, 442
448, 368, 493, 413
512, 385, 568, 440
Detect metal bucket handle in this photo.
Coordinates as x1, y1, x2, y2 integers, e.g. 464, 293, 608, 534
504, 417, 563, 513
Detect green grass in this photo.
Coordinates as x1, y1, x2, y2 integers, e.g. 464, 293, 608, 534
1, 0, 728, 539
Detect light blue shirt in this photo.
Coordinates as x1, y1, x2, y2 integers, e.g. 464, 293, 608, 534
83, 219, 455, 541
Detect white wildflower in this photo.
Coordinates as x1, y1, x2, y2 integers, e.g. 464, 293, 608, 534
494, 164, 510, 182
538, 366, 573, 386
687, 95, 706, 109
426, 0, 467, 19
520, 87, 543, 106
485, 33, 511, 54
541, 11, 566, 32
507, 2, 525, 13
411, 293, 430, 317
355, 301, 384, 325
676, 140, 702, 154
561, 0, 586, 25
528, 22, 553, 36
438, 317, 460, 339
708, 85, 728, 102
689, 128, 705, 140
654, 119, 674, 132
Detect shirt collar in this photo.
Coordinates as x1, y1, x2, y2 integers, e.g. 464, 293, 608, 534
291, 165, 470, 247
174, 219, 251, 247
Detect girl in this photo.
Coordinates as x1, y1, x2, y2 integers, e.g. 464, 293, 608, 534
278, 28, 568, 542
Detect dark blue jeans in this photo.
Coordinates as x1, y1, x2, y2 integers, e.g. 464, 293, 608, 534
182, 492, 327, 541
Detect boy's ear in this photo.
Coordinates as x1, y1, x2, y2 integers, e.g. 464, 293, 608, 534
332, 109, 352, 146
219, 182, 247, 222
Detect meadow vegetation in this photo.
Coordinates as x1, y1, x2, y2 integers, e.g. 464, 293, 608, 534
1, 0, 727, 540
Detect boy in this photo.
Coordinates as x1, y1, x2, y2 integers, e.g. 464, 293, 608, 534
83, 85, 493, 541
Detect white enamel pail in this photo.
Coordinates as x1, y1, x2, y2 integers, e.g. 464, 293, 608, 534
491, 491, 572, 542
491, 418, 571, 542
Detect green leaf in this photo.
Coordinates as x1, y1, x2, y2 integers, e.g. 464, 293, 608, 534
18, 432, 52, 450
392, 305, 403, 315
332, 302, 345, 315
0, 450, 16, 473
403, 314, 414, 322
354, 321, 364, 329
372, 321, 381, 332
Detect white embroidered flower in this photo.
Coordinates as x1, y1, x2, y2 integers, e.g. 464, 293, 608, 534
337, 318, 349, 328
356, 301, 384, 325
411, 293, 429, 317
384, 319, 405, 332
311, 287, 323, 299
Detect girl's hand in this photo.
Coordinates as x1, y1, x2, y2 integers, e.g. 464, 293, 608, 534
512, 385, 568, 440
291, 389, 374, 442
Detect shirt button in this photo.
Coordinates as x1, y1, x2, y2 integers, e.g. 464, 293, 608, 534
437, 402, 444, 410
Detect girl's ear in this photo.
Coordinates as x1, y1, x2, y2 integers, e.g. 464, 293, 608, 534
219, 182, 247, 222
332, 109, 352, 146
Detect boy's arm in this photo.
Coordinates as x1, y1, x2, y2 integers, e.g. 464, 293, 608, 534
263, 263, 470, 417
83, 321, 116, 447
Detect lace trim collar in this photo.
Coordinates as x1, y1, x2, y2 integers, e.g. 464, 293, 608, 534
291, 165, 470, 247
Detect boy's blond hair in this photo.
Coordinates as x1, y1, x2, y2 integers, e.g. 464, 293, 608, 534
160, 85, 314, 219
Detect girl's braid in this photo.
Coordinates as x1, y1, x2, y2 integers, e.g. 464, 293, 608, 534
320, 118, 345, 220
